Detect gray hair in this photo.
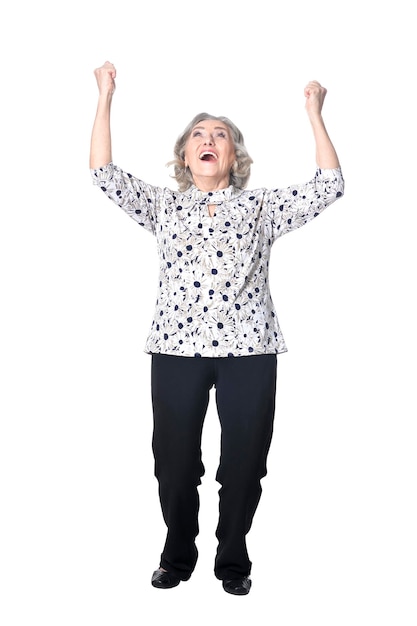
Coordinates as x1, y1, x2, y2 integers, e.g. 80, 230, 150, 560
167, 112, 253, 192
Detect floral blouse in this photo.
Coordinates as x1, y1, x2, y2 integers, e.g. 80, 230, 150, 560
91, 163, 344, 357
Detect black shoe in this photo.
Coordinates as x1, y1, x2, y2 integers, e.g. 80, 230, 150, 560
222, 576, 252, 595
151, 569, 181, 589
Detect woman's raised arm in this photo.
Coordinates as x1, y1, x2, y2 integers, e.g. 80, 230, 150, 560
304, 80, 340, 170
89, 61, 117, 169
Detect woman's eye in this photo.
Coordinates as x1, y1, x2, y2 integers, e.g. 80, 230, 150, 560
192, 131, 202, 137
217, 132, 226, 138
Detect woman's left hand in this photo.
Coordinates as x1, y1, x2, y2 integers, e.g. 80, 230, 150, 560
304, 80, 327, 117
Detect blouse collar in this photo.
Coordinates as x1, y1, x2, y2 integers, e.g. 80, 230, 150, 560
187, 184, 236, 204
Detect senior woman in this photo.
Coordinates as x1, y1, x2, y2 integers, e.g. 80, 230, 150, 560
89, 61, 344, 595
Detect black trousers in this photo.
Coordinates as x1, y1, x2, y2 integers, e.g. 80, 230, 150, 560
151, 353, 277, 581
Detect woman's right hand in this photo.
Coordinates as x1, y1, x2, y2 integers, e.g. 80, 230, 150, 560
94, 61, 116, 96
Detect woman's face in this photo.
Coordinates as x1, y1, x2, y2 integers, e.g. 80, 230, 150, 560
184, 119, 236, 191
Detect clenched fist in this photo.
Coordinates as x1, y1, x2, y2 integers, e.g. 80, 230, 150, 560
304, 80, 327, 118
94, 61, 117, 96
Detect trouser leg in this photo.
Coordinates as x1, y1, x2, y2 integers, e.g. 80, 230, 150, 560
151, 354, 214, 580
214, 354, 277, 580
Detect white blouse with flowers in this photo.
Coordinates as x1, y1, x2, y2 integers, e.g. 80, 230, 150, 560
91, 163, 344, 358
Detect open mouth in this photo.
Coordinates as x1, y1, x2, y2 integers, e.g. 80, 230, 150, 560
199, 151, 218, 162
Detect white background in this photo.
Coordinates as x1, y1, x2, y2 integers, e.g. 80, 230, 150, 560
1, 1, 416, 624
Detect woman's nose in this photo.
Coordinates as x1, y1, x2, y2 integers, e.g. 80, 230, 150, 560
204, 135, 214, 145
